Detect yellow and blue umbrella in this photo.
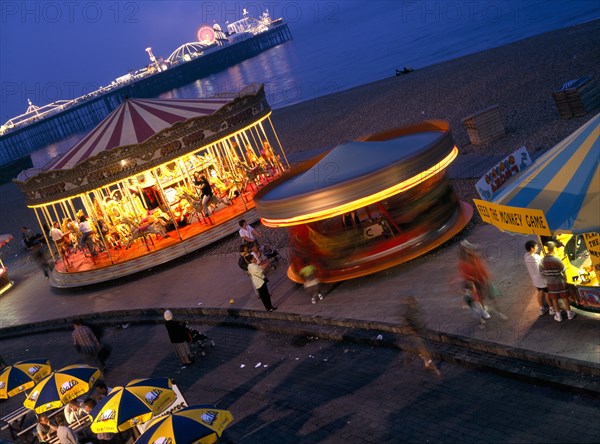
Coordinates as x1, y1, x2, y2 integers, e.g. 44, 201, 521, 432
23, 364, 101, 413
0, 358, 52, 399
135, 404, 234, 444
90, 377, 177, 433
491, 113, 599, 234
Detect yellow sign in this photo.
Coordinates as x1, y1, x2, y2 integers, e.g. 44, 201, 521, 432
583, 232, 600, 274
473, 199, 551, 235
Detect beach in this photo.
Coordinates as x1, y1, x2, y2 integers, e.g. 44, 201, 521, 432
1, 19, 599, 268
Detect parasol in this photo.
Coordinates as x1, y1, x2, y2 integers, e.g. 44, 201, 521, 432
0, 358, 51, 399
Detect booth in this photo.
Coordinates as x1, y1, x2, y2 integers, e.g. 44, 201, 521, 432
255, 120, 473, 283
0, 234, 14, 295
14, 85, 289, 288
474, 113, 599, 312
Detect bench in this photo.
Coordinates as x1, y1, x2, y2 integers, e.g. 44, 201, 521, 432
1, 406, 32, 440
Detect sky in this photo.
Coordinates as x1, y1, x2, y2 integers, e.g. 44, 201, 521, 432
0, 1, 320, 122
1, 0, 599, 124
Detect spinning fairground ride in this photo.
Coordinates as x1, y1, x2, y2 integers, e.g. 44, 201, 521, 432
255, 120, 473, 283
14, 85, 289, 288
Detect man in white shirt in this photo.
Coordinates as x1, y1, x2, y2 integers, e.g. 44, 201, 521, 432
64, 399, 87, 425
50, 221, 65, 242
523, 240, 551, 316
238, 219, 261, 245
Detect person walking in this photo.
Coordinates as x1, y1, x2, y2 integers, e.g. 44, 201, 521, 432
246, 255, 277, 311
457, 240, 492, 323
524, 240, 552, 316
401, 296, 441, 377
163, 310, 193, 366
539, 241, 576, 322
72, 320, 105, 371
299, 260, 323, 304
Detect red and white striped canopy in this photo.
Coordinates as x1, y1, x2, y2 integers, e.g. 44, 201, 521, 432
49, 97, 233, 170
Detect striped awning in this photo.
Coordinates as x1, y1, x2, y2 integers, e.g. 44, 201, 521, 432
491, 113, 600, 234
49, 97, 233, 170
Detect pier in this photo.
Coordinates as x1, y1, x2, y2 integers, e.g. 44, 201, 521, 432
0, 24, 292, 170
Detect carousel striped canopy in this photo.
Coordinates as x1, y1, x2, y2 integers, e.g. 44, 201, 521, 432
492, 113, 599, 234
49, 97, 233, 171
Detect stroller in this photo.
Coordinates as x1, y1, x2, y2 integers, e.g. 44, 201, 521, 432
260, 244, 283, 269
186, 325, 216, 357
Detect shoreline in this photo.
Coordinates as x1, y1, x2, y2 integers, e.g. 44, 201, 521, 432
1, 19, 599, 268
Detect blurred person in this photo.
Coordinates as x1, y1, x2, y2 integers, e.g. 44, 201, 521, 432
299, 260, 323, 304
55, 415, 79, 444
246, 255, 277, 311
22, 226, 43, 248
457, 240, 491, 322
163, 310, 193, 366
524, 240, 552, 316
540, 242, 575, 322
400, 296, 441, 377
31, 244, 51, 279
72, 320, 105, 371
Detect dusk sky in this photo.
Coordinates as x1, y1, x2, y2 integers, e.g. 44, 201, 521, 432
0, 1, 323, 121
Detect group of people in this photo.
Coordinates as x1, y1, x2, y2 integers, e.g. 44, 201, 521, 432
36, 382, 118, 444
524, 239, 575, 322
457, 237, 577, 326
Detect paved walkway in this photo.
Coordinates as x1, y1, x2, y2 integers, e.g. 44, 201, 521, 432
1, 223, 599, 375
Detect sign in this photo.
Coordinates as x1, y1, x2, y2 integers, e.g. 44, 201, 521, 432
476, 146, 533, 201
575, 286, 600, 310
583, 232, 600, 275
473, 199, 551, 235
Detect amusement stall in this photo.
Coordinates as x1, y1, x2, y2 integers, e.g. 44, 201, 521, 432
474, 113, 599, 313
14, 85, 288, 288
254, 120, 473, 283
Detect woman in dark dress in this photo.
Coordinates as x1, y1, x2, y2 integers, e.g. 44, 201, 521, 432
164, 310, 192, 366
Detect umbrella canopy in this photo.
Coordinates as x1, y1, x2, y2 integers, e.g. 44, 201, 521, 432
135, 404, 234, 444
0, 358, 51, 399
90, 377, 177, 433
0, 234, 13, 248
23, 364, 101, 414
487, 113, 599, 234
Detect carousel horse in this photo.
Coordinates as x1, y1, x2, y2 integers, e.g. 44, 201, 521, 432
178, 189, 209, 222
120, 215, 168, 249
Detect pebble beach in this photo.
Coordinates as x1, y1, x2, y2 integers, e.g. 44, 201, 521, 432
1, 18, 599, 267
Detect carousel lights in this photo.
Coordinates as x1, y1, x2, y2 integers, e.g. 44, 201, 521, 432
261, 146, 459, 227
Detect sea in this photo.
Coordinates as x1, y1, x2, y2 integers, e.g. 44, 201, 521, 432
30, 0, 599, 167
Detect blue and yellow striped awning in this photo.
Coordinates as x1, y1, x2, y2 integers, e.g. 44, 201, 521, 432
487, 113, 599, 234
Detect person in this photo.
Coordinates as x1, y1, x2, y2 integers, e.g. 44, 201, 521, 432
55, 415, 79, 444
32, 243, 52, 278
92, 382, 113, 402
540, 241, 575, 322
22, 226, 43, 248
457, 240, 491, 323
299, 260, 323, 304
246, 255, 277, 312
401, 296, 441, 377
36, 414, 57, 443
524, 240, 552, 316
238, 244, 251, 275
50, 221, 68, 256
163, 310, 193, 366
64, 399, 87, 425
78, 215, 96, 256
238, 219, 261, 245
72, 320, 105, 371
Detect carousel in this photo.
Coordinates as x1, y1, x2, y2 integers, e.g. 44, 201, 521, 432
14, 84, 288, 288
474, 113, 600, 313
254, 120, 473, 283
